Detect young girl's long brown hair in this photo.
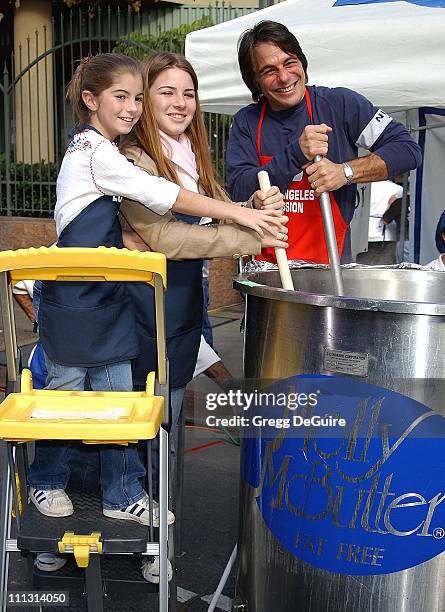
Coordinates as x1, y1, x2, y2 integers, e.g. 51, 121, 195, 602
126, 52, 226, 200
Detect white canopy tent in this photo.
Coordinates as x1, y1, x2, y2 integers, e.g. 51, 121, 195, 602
186, 0, 445, 263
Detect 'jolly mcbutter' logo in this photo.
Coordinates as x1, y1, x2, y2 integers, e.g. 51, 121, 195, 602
242, 375, 445, 575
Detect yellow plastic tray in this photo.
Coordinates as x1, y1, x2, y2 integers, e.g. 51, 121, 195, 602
0, 371, 164, 443
0, 246, 167, 287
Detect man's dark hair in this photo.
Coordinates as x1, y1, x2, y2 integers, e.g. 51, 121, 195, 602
238, 21, 308, 102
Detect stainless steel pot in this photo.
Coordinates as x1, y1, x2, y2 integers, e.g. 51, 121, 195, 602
233, 266, 445, 612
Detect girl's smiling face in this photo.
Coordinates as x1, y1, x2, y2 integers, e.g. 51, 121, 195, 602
82, 71, 144, 141
148, 67, 196, 140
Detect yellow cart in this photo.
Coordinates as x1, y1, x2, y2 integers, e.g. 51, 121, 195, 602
0, 246, 174, 611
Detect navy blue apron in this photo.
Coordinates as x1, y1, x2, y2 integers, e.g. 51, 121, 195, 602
128, 212, 203, 389
39, 132, 140, 367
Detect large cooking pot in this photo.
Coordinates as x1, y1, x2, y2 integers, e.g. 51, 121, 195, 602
232, 266, 445, 612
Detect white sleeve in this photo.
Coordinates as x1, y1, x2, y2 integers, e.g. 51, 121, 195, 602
12, 279, 34, 297
193, 335, 220, 378
384, 181, 403, 200
425, 257, 445, 271
90, 140, 180, 215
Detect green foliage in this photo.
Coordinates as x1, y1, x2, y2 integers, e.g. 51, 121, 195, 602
113, 16, 213, 58
112, 31, 154, 59
0, 155, 57, 217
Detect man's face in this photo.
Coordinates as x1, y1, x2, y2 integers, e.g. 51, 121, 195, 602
253, 42, 306, 111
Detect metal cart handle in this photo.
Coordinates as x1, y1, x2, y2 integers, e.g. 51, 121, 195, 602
0, 245, 167, 286
0, 246, 168, 389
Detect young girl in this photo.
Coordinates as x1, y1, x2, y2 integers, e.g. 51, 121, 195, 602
27, 53, 285, 526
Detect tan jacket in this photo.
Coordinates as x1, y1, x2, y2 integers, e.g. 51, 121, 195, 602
119, 147, 261, 260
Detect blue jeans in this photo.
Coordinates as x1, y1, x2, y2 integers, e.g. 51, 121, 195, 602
27, 357, 146, 510
396, 239, 411, 263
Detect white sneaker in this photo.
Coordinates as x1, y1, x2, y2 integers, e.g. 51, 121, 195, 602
103, 494, 175, 527
141, 557, 173, 584
29, 487, 73, 517
35, 553, 67, 572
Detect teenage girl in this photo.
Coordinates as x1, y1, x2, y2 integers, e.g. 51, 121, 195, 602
118, 52, 288, 582
120, 51, 287, 422
27, 53, 285, 526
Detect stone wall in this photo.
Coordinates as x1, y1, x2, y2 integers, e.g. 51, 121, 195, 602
208, 257, 242, 310
0, 217, 57, 251
0, 217, 242, 309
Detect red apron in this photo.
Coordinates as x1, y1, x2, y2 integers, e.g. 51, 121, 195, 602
256, 89, 348, 264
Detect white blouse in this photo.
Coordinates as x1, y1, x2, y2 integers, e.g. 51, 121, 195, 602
54, 128, 180, 236
425, 255, 445, 271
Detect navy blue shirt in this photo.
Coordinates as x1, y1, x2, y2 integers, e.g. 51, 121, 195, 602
227, 86, 422, 225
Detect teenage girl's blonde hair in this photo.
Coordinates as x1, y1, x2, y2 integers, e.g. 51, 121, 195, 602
66, 53, 142, 126
126, 52, 226, 201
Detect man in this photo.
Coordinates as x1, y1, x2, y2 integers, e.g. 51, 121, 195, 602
226, 20, 422, 263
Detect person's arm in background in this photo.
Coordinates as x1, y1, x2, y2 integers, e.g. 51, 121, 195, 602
382, 196, 402, 225
12, 280, 35, 324
14, 294, 35, 323
226, 109, 308, 202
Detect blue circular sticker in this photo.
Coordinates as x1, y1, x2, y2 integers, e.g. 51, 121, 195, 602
242, 375, 445, 575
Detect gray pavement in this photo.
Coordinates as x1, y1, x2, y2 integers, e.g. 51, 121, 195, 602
0, 302, 37, 354
0, 300, 245, 611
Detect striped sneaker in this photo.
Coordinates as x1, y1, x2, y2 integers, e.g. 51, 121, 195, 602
29, 487, 73, 517
35, 553, 67, 572
103, 494, 175, 527
141, 556, 173, 584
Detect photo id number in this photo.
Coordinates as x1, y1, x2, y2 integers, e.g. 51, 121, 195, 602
7, 591, 69, 607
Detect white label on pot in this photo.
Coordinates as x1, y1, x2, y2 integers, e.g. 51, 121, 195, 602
324, 349, 369, 376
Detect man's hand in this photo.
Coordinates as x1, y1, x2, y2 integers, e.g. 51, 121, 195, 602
299, 124, 332, 160
304, 158, 347, 194
252, 185, 284, 210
